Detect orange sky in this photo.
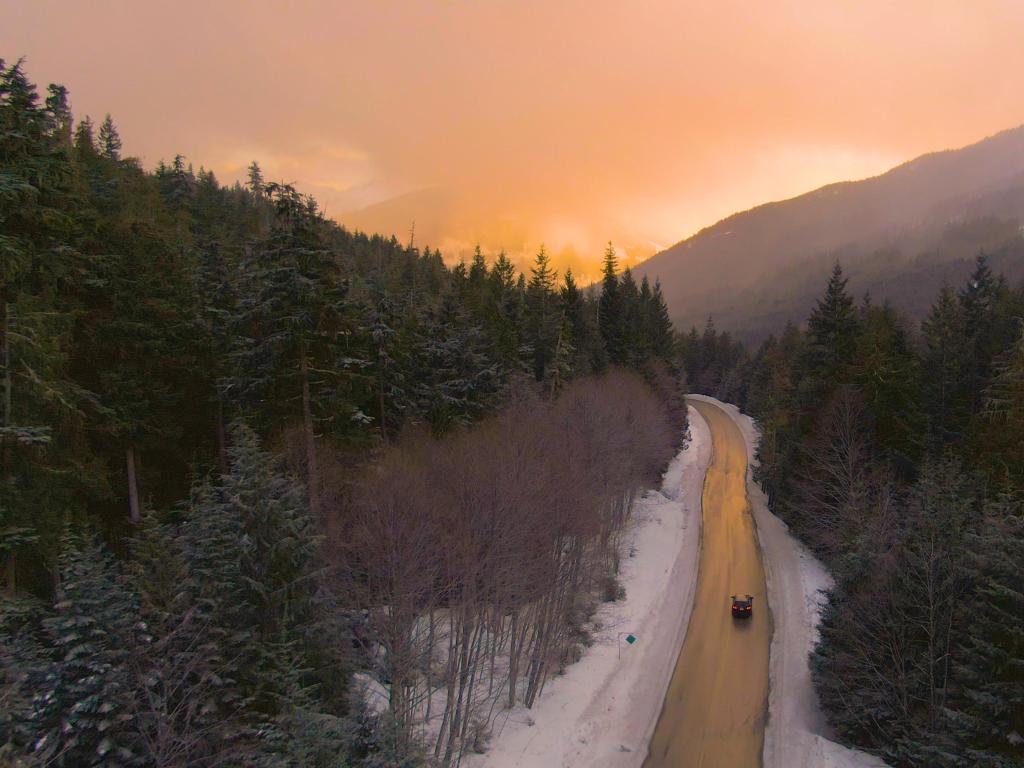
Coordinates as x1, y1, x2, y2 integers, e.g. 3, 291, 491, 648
5, 1, 1024, 281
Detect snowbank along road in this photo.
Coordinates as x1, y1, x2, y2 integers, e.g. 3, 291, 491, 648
688, 396, 888, 768
467, 407, 711, 768
643, 399, 770, 768
473, 398, 885, 768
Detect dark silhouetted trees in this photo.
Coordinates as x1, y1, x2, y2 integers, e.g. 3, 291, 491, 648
742, 260, 1024, 766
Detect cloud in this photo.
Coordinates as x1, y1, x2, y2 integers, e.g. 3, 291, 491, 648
6, 0, 1023, 273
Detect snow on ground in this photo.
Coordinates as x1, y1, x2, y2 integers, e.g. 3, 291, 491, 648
471, 396, 888, 768
466, 406, 712, 768
688, 395, 888, 768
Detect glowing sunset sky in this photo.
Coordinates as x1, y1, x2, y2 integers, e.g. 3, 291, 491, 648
5, 1, 1024, 279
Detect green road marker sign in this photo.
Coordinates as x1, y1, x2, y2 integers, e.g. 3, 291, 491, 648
618, 632, 637, 658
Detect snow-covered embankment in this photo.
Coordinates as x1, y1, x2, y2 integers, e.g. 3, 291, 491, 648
466, 405, 712, 768
688, 395, 888, 768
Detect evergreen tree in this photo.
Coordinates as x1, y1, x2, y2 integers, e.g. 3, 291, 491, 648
74, 196, 204, 526
948, 495, 1024, 766
784, 388, 876, 563
450, 260, 468, 286
920, 286, 971, 453
679, 325, 701, 384
694, 317, 721, 393
525, 246, 560, 382
960, 253, 996, 335
156, 154, 196, 209
981, 321, 1024, 488
618, 267, 641, 366
468, 245, 488, 289
747, 325, 802, 506
959, 253, 999, 408
806, 264, 860, 379
247, 160, 265, 195
485, 251, 524, 365
127, 511, 244, 765
0, 58, 78, 438
232, 182, 358, 514
73, 116, 97, 159
851, 303, 921, 474
1, 58, 93, 594
97, 114, 122, 160
560, 267, 581, 340
637, 274, 655, 361
598, 243, 623, 364
0, 592, 50, 757
411, 290, 501, 433
32, 533, 143, 767
364, 271, 405, 439
182, 425, 326, 724
560, 268, 602, 372
650, 279, 675, 359
896, 460, 974, 751
43, 84, 72, 147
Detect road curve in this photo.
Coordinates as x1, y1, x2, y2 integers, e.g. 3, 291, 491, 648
643, 399, 771, 768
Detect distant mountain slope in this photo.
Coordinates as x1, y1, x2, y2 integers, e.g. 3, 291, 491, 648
634, 126, 1024, 342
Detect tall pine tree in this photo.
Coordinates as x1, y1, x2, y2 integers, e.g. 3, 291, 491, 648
806, 263, 860, 379
598, 243, 623, 365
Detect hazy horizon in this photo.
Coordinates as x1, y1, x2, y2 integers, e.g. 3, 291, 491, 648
5, 0, 1024, 280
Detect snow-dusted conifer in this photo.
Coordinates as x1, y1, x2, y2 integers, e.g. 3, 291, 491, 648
33, 533, 142, 766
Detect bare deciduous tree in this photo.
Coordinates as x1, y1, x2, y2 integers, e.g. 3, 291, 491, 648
326, 370, 678, 764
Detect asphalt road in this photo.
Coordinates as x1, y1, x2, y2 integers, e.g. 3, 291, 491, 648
643, 399, 771, 768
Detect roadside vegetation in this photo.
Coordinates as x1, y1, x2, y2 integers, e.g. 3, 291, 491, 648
0, 59, 685, 767
335, 371, 679, 761
688, 259, 1024, 767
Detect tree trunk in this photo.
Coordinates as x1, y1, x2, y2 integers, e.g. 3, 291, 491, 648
126, 444, 141, 524
1, 298, 10, 430
460, 617, 487, 741
489, 611, 500, 695
51, 560, 62, 601
423, 608, 434, 722
215, 397, 228, 476
300, 351, 321, 515
378, 345, 387, 441
548, 324, 564, 398
444, 613, 474, 763
435, 616, 460, 759
1, 298, 12, 593
5, 551, 14, 597
507, 612, 519, 708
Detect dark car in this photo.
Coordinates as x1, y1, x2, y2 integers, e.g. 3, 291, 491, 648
731, 594, 753, 618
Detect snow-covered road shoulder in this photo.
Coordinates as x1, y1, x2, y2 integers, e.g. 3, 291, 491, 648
687, 395, 888, 768
467, 405, 712, 768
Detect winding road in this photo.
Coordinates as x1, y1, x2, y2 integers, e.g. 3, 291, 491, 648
643, 399, 771, 768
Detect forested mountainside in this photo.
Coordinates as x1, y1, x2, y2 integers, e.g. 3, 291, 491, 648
0, 58, 685, 766
688, 260, 1024, 767
635, 125, 1024, 342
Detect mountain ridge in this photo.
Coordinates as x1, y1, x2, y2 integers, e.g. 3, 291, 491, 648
634, 124, 1024, 340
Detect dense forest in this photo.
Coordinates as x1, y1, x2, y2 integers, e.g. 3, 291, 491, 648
688, 259, 1024, 766
0, 59, 686, 767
